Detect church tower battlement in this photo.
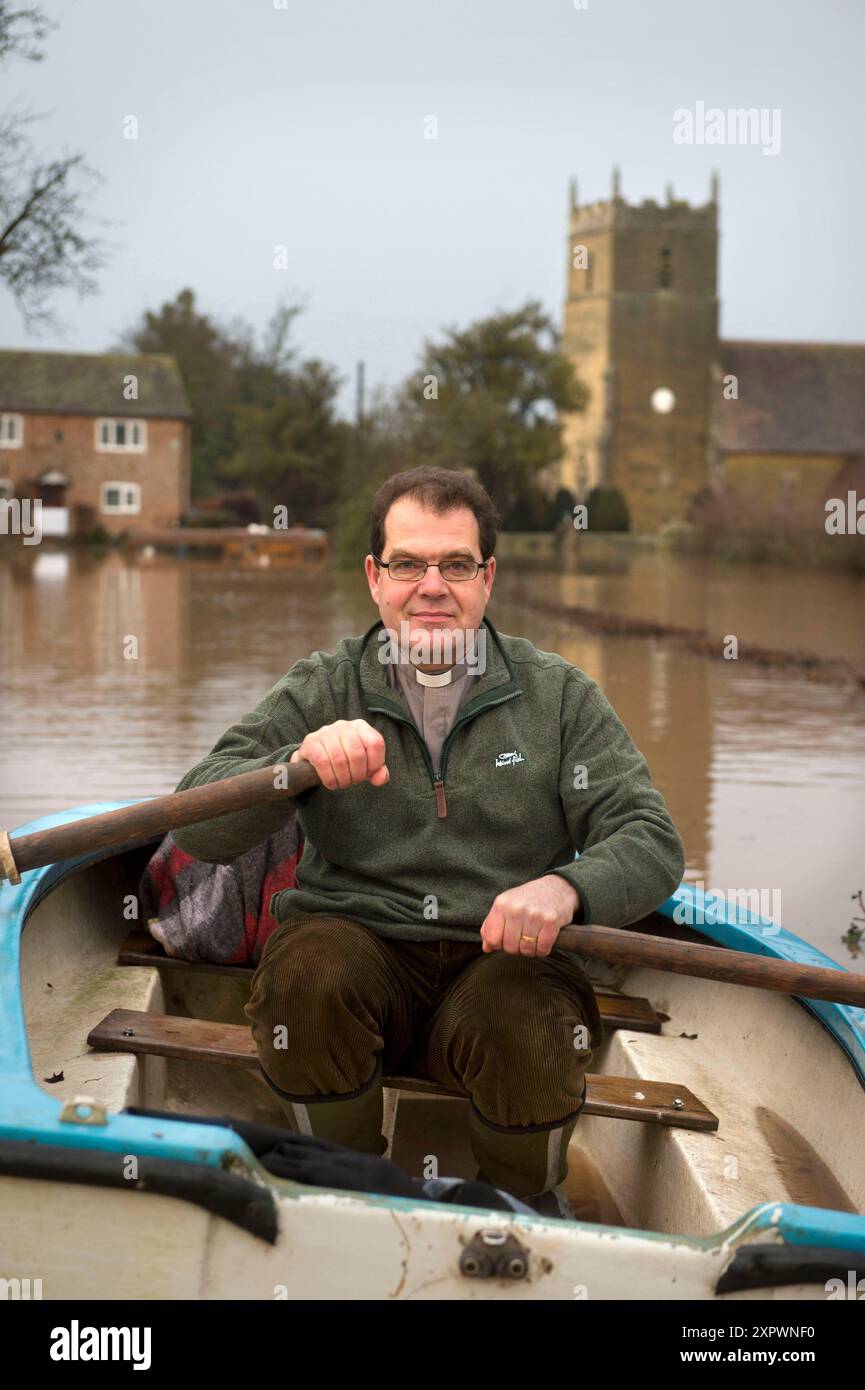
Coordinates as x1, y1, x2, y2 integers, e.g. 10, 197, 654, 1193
562, 168, 720, 532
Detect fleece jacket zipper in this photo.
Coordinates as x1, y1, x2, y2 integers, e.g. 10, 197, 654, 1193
367, 690, 522, 818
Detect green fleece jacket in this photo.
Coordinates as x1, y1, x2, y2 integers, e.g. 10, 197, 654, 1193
171, 617, 685, 943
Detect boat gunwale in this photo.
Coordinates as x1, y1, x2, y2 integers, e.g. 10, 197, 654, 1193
657, 884, 865, 1093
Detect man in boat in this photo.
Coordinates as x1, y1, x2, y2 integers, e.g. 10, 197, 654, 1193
172, 466, 685, 1217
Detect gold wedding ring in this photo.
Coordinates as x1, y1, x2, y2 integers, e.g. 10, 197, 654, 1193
520, 933, 536, 943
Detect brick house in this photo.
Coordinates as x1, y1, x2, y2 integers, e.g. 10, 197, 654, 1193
0, 350, 192, 537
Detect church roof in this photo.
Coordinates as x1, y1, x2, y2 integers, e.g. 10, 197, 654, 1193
716, 341, 865, 455
0, 350, 192, 419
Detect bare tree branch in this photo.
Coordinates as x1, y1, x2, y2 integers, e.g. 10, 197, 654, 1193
0, 2, 55, 64
0, 1, 114, 334
0, 107, 113, 332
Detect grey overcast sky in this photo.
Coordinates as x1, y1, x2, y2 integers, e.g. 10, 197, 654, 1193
1, 0, 863, 416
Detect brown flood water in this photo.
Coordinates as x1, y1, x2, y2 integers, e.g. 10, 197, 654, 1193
1, 545, 864, 965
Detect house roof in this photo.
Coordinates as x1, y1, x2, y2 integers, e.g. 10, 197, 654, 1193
715, 340, 865, 455
0, 350, 192, 419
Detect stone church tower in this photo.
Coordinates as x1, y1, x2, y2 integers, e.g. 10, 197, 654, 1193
561, 169, 719, 532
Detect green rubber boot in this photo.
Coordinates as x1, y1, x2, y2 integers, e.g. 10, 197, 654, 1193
271, 1065, 387, 1157
468, 1100, 580, 1200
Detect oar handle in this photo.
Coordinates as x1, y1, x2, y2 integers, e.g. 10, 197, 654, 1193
0, 760, 321, 883
558, 923, 865, 1009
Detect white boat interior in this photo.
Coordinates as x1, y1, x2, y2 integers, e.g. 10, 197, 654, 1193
18, 843, 865, 1244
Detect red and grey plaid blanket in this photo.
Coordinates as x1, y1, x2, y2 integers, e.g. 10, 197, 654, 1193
138, 820, 303, 966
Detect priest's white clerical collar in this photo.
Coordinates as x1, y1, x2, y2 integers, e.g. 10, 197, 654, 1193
413, 666, 455, 687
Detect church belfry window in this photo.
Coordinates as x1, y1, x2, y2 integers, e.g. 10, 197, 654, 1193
658, 245, 673, 288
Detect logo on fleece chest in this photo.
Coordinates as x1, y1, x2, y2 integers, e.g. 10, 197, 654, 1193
494, 749, 525, 768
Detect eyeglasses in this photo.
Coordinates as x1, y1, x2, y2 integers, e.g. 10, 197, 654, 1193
372, 554, 489, 583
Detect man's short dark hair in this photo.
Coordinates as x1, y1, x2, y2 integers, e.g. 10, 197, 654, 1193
369, 466, 501, 560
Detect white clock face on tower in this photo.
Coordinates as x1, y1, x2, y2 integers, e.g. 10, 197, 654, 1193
651, 387, 676, 414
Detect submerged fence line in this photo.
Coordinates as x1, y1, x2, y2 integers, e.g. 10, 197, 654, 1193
505, 591, 865, 691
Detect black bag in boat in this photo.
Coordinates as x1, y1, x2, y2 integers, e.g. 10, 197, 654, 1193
126, 1107, 531, 1214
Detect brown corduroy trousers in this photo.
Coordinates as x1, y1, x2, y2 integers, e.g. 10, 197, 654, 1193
245, 914, 602, 1132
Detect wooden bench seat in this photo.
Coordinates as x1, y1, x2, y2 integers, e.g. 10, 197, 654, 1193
120, 932, 256, 980
118, 931, 663, 1034
87, 1007, 718, 1132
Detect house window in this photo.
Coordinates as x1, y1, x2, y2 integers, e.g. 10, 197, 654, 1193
95, 419, 147, 452
0, 478, 14, 500
100, 481, 141, 514
658, 246, 673, 288
0, 413, 23, 448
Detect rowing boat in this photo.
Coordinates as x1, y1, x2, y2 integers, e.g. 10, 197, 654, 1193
2, 801, 864, 1300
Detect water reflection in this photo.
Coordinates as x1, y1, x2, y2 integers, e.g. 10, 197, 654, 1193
1, 546, 863, 963
503, 538, 865, 663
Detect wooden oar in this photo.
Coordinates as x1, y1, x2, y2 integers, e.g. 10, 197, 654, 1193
0, 761, 320, 883
1, 762, 863, 1008
557, 924, 865, 1009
